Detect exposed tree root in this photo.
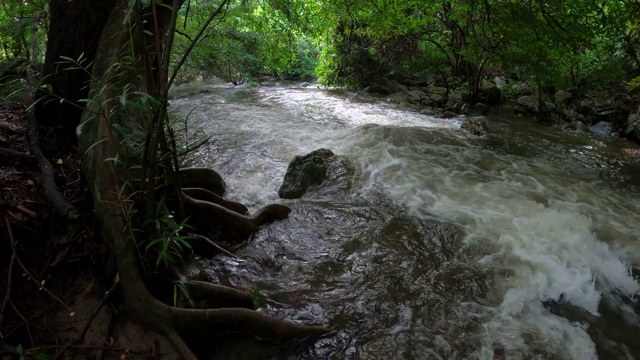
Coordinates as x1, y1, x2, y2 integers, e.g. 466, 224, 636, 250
26, 111, 80, 221
252, 203, 291, 226
22, 12, 79, 222
0, 147, 36, 164
179, 167, 226, 196
180, 191, 257, 239
182, 187, 249, 215
187, 233, 237, 258
180, 191, 291, 241
77, 2, 330, 357
184, 280, 254, 309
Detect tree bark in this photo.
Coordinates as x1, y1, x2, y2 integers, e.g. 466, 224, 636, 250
36, 0, 117, 150
76, 1, 329, 357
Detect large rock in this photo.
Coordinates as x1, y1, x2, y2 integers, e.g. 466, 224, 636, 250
479, 80, 502, 105
625, 108, 640, 142
590, 121, 613, 137
363, 84, 391, 95
493, 76, 508, 89
563, 108, 584, 123
389, 91, 409, 102
445, 93, 464, 112
515, 95, 538, 114
383, 79, 409, 94
406, 89, 426, 103
419, 107, 435, 115
562, 121, 591, 134
510, 82, 530, 96
554, 90, 572, 104
461, 116, 490, 136
278, 149, 335, 199
462, 102, 489, 116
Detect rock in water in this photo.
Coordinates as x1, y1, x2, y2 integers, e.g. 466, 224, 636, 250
461, 116, 490, 136
278, 149, 335, 199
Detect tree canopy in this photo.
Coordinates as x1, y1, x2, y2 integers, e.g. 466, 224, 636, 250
2, 0, 639, 90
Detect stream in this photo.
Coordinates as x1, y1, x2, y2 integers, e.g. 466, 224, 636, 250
169, 81, 640, 359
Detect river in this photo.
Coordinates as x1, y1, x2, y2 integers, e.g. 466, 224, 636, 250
169, 81, 640, 359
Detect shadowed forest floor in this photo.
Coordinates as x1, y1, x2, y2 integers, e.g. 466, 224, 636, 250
0, 102, 179, 359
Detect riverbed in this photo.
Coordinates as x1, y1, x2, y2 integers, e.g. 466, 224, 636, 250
170, 81, 640, 359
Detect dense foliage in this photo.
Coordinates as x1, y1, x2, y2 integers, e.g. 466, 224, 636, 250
0, 1, 47, 60
1, 1, 639, 91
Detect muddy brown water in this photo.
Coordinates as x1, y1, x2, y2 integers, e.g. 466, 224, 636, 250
170, 81, 640, 359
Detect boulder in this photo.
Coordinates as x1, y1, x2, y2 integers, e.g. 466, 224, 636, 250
625, 109, 640, 142
479, 80, 502, 105
494, 76, 508, 89
389, 91, 410, 104
427, 86, 447, 95
278, 149, 335, 199
515, 95, 538, 114
383, 79, 409, 94
462, 102, 490, 116
511, 82, 530, 96
590, 121, 613, 137
441, 111, 457, 119
363, 84, 392, 95
445, 93, 464, 112
419, 107, 435, 116
562, 121, 591, 134
545, 101, 557, 112
406, 89, 426, 103
423, 93, 445, 107
562, 108, 584, 122
554, 90, 572, 104
461, 116, 490, 136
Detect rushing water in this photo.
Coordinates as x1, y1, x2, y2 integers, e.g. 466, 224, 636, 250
170, 81, 640, 359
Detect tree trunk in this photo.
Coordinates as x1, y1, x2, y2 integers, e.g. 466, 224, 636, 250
76, 1, 328, 357
36, 0, 116, 150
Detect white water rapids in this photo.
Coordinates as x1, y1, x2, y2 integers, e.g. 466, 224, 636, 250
170, 82, 640, 359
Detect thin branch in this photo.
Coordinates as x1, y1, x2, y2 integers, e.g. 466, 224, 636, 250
0, 217, 17, 332
10, 301, 34, 347
167, 0, 231, 91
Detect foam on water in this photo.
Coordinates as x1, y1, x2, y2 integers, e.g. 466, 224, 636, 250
171, 86, 640, 358
340, 124, 640, 358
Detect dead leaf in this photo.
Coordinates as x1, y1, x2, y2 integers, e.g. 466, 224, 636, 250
81, 281, 94, 296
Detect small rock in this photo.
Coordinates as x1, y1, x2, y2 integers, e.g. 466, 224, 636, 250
461, 116, 490, 136
441, 111, 457, 119
420, 107, 435, 115
545, 102, 557, 111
